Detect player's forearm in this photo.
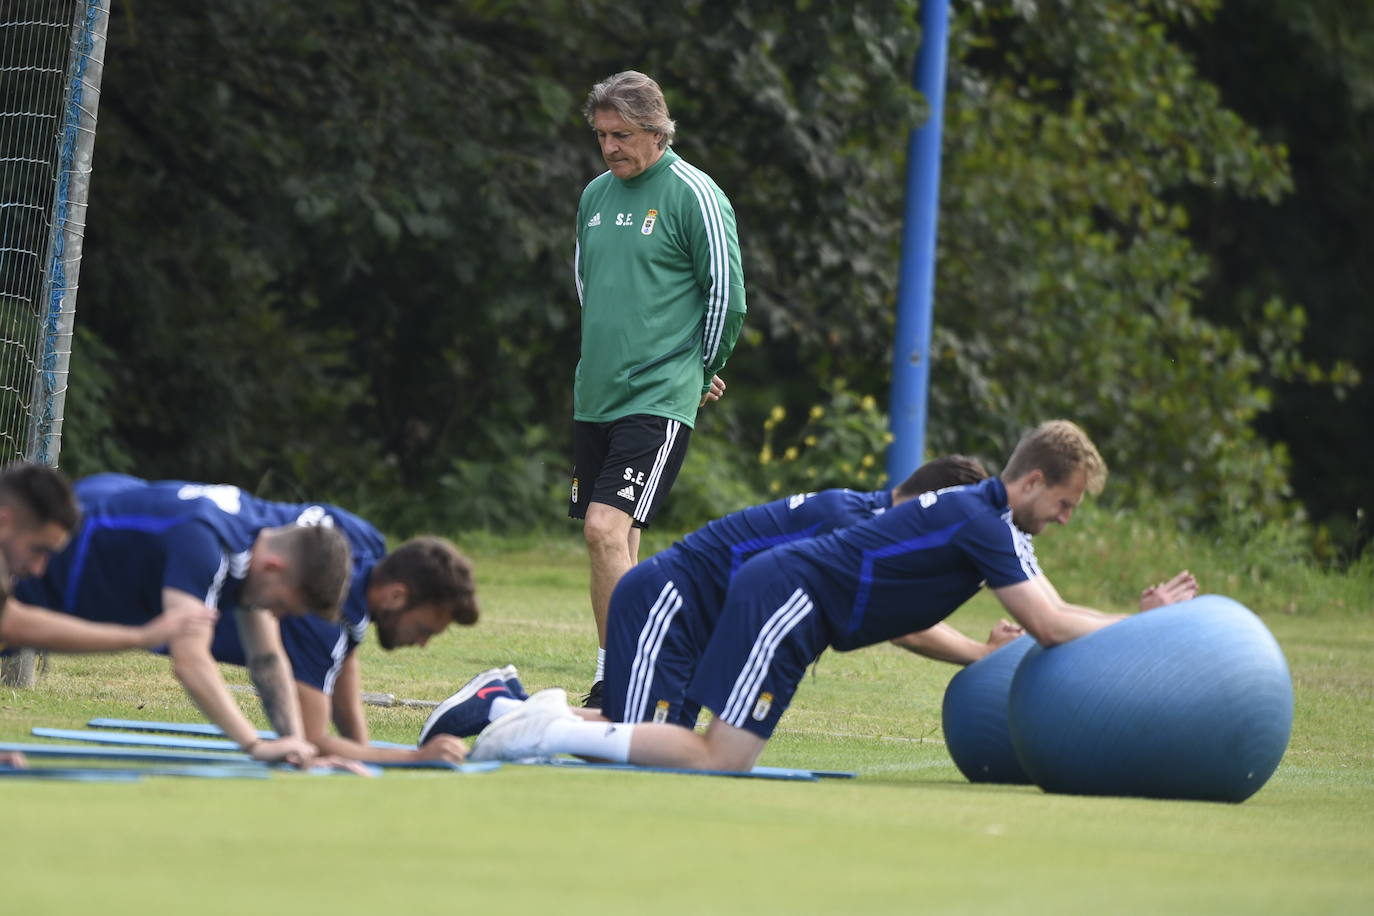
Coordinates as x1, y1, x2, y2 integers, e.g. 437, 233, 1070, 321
329, 655, 369, 742
247, 650, 305, 739
890, 623, 988, 665
1037, 604, 1126, 646
170, 649, 261, 747
0, 602, 145, 652
310, 733, 417, 764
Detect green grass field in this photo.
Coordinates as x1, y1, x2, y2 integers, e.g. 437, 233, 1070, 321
3, 519, 1372, 915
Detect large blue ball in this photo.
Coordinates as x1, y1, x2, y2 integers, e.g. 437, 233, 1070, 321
1008, 595, 1293, 802
941, 634, 1037, 783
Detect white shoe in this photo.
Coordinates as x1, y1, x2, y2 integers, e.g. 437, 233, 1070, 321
469, 687, 576, 762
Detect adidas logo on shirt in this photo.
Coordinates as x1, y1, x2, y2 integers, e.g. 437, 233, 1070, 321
587, 212, 601, 227
616, 485, 636, 502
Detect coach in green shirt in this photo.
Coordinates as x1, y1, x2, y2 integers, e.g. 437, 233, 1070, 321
570, 71, 747, 705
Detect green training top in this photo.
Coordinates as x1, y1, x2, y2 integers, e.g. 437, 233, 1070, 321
573, 147, 747, 427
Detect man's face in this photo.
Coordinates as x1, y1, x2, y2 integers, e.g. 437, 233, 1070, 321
1011, 469, 1088, 536
0, 512, 69, 581
372, 597, 451, 651
593, 108, 663, 180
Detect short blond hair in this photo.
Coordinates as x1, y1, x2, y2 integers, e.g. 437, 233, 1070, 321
1001, 420, 1107, 495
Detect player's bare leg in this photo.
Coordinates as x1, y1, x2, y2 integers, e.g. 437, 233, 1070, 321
584, 502, 636, 646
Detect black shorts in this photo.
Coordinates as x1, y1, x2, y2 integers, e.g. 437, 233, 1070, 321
569, 415, 692, 529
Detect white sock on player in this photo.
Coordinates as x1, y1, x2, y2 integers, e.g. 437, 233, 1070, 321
594, 647, 606, 682
543, 718, 634, 762
489, 696, 523, 721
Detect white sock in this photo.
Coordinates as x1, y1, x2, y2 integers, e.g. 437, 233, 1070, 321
543, 718, 634, 762
489, 696, 523, 721
594, 647, 606, 682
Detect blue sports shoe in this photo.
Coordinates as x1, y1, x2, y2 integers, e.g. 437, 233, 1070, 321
420, 666, 522, 742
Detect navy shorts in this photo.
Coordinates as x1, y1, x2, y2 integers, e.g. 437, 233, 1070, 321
684, 550, 829, 739
569, 415, 691, 529
603, 556, 709, 728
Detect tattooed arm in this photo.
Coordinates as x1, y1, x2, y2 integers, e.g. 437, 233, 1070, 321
235, 606, 314, 760
164, 588, 315, 765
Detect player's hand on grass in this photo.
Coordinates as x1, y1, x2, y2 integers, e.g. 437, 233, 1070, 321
308, 755, 377, 777
986, 619, 1025, 650
700, 374, 726, 407
415, 734, 468, 764
1139, 569, 1198, 611
139, 604, 218, 649
1, 750, 28, 769
246, 735, 318, 766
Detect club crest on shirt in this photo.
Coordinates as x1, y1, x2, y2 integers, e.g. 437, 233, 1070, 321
641, 208, 658, 236
752, 692, 773, 721
653, 700, 670, 724
571, 477, 579, 502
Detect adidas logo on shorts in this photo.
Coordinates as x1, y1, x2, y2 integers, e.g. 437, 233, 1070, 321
616, 485, 636, 501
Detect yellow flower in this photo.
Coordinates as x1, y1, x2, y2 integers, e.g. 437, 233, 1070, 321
769, 481, 782, 492
860, 395, 877, 411
770, 405, 786, 423
759, 446, 773, 464
884, 432, 895, 444
803, 435, 817, 447
861, 454, 874, 468
783, 447, 799, 461
807, 468, 817, 477
856, 470, 868, 481
809, 405, 824, 420
840, 462, 852, 473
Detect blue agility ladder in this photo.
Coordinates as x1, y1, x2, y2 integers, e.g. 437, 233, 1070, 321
35, 728, 487, 772
2, 740, 386, 776
87, 718, 416, 750
82, 718, 856, 781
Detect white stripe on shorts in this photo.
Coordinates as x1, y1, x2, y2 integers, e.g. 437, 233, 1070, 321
624, 579, 684, 721
720, 588, 814, 727
634, 419, 681, 523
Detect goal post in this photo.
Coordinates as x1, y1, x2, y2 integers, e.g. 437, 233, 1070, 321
0, 0, 110, 686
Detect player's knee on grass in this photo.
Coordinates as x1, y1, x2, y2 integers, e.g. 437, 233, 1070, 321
699, 717, 767, 771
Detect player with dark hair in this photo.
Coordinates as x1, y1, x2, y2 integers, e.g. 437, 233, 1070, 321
21, 475, 481, 765
421, 455, 1022, 741
0, 461, 78, 578
214, 533, 481, 765
467, 421, 1195, 769
16, 475, 353, 766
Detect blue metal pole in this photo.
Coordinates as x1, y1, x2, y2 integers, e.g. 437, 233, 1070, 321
887, 0, 950, 485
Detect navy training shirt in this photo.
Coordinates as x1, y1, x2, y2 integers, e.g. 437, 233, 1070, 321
15, 475, 385, 693
769, 477, 1041, 651
663, 488, 894, 624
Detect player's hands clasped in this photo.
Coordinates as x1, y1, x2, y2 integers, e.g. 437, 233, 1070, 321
1139, 570, 1198, 611
986, 619, 1025, 649
415, 734, 468, 764
247, 735, 319, 767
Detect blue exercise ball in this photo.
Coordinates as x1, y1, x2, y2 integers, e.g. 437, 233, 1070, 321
1008, 595, 1293, 803
942, 634, 1037, 783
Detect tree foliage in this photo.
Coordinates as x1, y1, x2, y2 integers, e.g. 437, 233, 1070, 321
58, 0, 1361, 544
